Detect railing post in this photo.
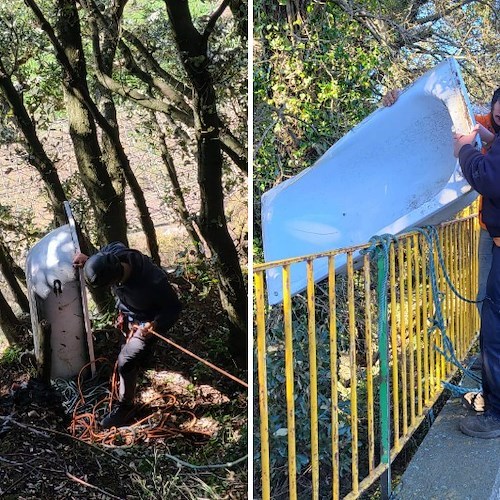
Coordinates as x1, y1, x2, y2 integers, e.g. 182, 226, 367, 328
255, 271, 270, 500
377, 247, 392, 499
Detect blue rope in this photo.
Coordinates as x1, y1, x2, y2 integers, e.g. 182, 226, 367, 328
364, 228, 481, 397
441, 381, 477, 397
411, 226, 481, 386
423, 225, 482, 305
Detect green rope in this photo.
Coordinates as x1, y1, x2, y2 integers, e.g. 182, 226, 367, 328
414, 226, 481, 386
362, 227, 481, 398
362, 234, 397, 496
361, 234, 397, 335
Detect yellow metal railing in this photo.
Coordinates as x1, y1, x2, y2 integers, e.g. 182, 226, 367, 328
254, 216, 480, 499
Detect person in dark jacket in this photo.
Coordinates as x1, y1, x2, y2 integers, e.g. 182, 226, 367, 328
455, 128, 500, 438
74, 242, 182, 428
387, 88, 500, 412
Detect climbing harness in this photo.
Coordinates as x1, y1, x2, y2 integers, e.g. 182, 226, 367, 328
120, 317, 248, 388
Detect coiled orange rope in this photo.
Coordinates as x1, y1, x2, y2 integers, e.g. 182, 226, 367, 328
65, 325, 246, 447
67, 359, 211, 447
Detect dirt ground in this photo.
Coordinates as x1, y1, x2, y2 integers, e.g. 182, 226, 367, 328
0, 271, 248, 499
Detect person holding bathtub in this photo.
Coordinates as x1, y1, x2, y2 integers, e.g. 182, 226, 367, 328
454, 125, 500, 438
384, 87, 500, 416
74, 241, 182, 428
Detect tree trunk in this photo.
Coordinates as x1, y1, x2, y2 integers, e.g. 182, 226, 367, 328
85, 0, 161, 264
165, 0, 247, 362
151, 113, 205, 257
55, 0, 129, 246
0, 239, 29, 314
0, 56, 67, 226
0, 238, 26, 285
0, 290, 23, 345
86, 0, 128, 237
119, 29, 247, 175
229, 0, 248, 40
36, 320, 52, 383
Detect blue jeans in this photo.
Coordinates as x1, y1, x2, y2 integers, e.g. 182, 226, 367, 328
480, 243, 500, 417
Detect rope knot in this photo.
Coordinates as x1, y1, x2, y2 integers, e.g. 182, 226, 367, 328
361, 233, 397, 258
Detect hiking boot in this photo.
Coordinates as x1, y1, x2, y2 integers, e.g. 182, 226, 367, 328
100, 402, 136, 429
461, 392, 485, 412
459, 412, 500, 439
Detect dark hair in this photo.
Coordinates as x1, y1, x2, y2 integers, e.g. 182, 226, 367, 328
491, 88, 500, 111
83, 252, 123, 288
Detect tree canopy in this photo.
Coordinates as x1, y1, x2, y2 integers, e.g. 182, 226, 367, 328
0, 0, 248, 356
254, 0, 500, 258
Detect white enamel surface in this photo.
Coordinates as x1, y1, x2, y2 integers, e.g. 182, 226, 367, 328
26, 224, 88, 378
262, 58, 478, 305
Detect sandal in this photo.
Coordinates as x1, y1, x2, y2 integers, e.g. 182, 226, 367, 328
461, 392, 485, 412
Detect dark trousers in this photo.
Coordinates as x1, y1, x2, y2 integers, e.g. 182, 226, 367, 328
117, 330, 157, 402
480, 243, 500, 417
116, 306, 181, 403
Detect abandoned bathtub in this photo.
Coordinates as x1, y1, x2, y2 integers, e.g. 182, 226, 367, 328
26, 203, 94, 379
261, 58, 479, 305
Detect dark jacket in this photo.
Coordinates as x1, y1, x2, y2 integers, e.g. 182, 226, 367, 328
459, 135, 500, 237
101, 242, 182, 331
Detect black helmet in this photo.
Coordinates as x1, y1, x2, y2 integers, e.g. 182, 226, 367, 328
83, 252, 123, 288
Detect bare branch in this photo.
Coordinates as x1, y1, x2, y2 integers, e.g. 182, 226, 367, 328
121, 29, 191, 97
203, 0, 231, 40
94, 69, 194, 125
418, 0, 478, 24
117, 39, 192, 114
66, 472, 122, 500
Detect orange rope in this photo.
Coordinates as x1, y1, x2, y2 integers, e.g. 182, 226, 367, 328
66, 325, 247, 447
149, 329, 248, 388
67, 359, 212, 447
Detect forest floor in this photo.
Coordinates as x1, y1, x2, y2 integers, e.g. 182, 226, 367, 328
0, 107, 248, 498
0, 268, 248, 499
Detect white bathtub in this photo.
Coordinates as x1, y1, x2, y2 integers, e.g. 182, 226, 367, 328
26, 204, 94, 379
261, 58, 478, 305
